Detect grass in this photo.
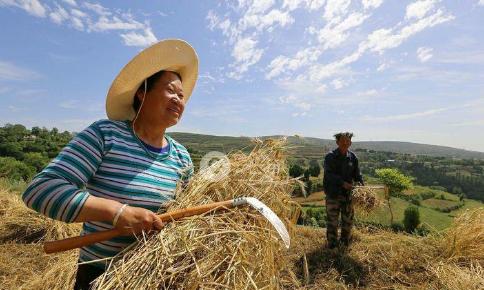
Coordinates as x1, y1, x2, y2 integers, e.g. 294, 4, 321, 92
406, 185, 459, 201
422, 198, 460, 209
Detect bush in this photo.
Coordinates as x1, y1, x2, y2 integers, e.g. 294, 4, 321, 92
309, 217, 318, 227
410, 199, 421, 206
430, 185, 447, 191
420, 191, 436, 200
391, 222, 405, 232
414, 224, 431, 236
403, 205, 420, 233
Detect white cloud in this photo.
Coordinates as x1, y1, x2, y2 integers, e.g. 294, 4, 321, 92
120, 27, 157, 47
362, 0, 383, 10
279, 95, 312, 112
362, 107, 447, 122
244, 0, 275, 14
377, 62, 388, 71
357, 89, 378, 97
331, 78, 347, 89
364, 9, 454, 54
0, 61, 41, 81
282, 0, 326, 11
239, 9, 294, 31
49, 5, 69, 24
62, 0, 77, 6
1, 0, 157, 47
479, 0, 484, 6
91, 15, 144, 31
323, 0, 351, 22
266, 47, 321, 79
206, 10, 219, 30
83, 2, 111, 16
405, 0, 437, 20
314, 12, 369, 49
0, 0, 47, 17
229, 37, 264, 79
417, 47, 433, 62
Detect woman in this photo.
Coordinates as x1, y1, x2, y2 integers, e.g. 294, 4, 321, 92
21, 39, 198, 289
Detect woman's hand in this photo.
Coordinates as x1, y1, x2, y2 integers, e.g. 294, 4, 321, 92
114, 205, 165, 235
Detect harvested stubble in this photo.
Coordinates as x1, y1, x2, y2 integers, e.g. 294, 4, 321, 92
428, 261, 484, 290
0, 188, 81, 243
437, 208, 483, 266
0, 243, 78, 290
350, 187, 382, 213
93, 139, 300, 289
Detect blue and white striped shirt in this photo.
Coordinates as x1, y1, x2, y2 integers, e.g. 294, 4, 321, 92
22, 119, 193, 268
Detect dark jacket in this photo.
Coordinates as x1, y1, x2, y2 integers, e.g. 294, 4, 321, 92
323, 148, 364, 197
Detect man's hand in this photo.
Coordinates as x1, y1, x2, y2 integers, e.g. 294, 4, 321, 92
114, 205, 165, 235
342, 182, 353, 190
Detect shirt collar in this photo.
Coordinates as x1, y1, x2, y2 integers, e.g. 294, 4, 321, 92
333, 148, 351, 158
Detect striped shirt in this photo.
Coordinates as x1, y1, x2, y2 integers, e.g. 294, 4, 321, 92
22, 119, 193, 268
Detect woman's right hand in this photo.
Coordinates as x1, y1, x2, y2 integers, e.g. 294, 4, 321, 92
114, 205, 165, 235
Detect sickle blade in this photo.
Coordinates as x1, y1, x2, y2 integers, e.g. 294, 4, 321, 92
243, 197, 290, 249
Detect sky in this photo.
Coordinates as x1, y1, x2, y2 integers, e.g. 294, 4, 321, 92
1, 0, 483, 152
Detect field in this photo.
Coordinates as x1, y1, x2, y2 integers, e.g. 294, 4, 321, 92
1, 182, 482, 289
294, 185, 483, 231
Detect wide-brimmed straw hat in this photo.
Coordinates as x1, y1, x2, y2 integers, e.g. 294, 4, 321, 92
106, 39, 198, 121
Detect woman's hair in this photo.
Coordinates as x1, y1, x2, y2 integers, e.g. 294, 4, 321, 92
132, 70, 182, 112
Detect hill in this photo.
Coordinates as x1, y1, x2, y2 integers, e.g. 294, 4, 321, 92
168, 132, 484, 160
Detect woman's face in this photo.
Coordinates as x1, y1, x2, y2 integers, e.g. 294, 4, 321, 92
137, 71, 185, 128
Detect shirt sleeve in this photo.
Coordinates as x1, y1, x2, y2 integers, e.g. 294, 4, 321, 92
353, 156, 364, 185
323, 153, 344, 187
21, 122, 105, 223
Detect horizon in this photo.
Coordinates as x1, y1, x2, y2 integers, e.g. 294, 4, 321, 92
3, 121, 483, 154
1, 1, 484, 151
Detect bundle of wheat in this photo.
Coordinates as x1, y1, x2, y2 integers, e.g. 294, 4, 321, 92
92, 139, 299, 289
351, 186, 382, 213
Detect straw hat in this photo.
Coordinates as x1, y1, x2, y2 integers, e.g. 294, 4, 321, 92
106, 39, 198, 121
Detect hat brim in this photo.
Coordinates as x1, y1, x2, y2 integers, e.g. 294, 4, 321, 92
106, 39, 198, 121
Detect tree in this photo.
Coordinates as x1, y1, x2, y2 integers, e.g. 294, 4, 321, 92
303, 169, 310, 181
0, 142, 24, 160
308, 161, 321, 177
0, 157, 35, 181
23, 152, 49, 172
376, 168, 413, 224
403, 205, 420, 233
289, 164, 304, 178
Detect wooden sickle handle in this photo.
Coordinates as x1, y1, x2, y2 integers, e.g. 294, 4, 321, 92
44, 199, 235, 254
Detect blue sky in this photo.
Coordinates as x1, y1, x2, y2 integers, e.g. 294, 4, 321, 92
1, 0, 483, 152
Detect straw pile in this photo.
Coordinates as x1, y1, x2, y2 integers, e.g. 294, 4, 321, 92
0, 188, 81, 243
93, 139, 299, 289
351, 186, 382, 213
0, 186, 80, 290
437, 208, 483, 265
428, 261, 484, 290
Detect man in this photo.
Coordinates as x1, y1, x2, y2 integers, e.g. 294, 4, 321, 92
323, 132, 364, 249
